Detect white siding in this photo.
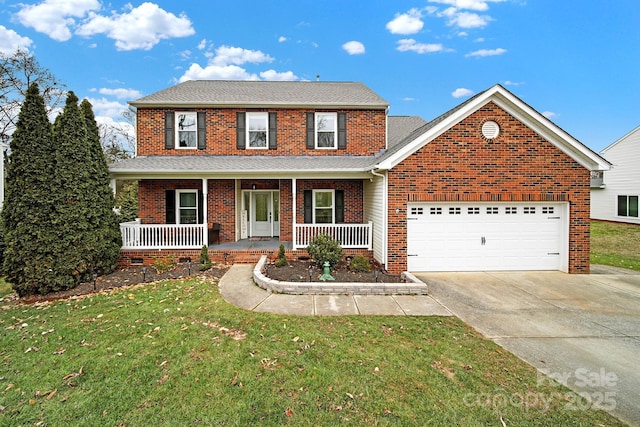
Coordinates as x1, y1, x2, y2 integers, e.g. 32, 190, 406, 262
591, 126, 640, 224
364, 172, 386, 266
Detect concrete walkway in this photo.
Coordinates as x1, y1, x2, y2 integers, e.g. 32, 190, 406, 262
218, 264, 452, 316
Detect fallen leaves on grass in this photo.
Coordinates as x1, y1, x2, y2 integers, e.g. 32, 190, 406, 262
202, 321, 246, 340
62, 367, 84, 386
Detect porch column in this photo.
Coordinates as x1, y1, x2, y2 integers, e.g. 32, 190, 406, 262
292, 177, 297, 249
202, 178, 208, 245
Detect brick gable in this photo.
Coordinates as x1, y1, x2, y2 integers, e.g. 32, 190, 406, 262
386, 102, 590, 273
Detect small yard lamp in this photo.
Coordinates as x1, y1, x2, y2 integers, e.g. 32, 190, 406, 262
142, 267, 147, 282
308, 265, 313, 282
320, 261, 335, 281
187, 260, 192, 275
374, 269, 380, 283
92, 272, 98, 291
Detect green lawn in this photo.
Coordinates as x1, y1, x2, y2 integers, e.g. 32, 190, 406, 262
0, 278, 624, 426
591, 220, 640, 271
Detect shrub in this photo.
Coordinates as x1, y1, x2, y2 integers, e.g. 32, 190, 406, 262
199, 245, 212, 271
349, 255, 371, 272
275, 244, 287, 267
306, 234, 343, 268
153, 254, 177, 274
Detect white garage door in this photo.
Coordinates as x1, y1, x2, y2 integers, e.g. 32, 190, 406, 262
407, 202, 567, 272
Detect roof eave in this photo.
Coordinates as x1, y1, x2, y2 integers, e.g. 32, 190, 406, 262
128, 101, 389, 110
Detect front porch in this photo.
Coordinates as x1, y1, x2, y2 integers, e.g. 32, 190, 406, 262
118, 221, 373, 266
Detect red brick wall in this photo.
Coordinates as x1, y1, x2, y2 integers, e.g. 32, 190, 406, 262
136, 108, 386, 156
296, 180, 364, 224
386, 102, 590, 274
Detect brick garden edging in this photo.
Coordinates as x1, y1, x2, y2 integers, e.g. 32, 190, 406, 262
252, 255, 428, 295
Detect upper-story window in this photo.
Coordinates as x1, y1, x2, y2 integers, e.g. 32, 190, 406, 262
316, 113, 337, 149
247, 113, 268, 149
165, 111, 205, 150
306, 112, 347, 150
176, 112, 197, 149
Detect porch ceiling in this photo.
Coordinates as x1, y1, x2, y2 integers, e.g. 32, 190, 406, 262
109, 155, 377, 179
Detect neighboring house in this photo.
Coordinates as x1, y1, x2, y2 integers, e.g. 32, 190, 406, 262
591, 125, 640, 225
109, 81, 609, 274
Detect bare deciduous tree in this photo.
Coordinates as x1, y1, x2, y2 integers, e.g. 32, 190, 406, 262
0, 49, 66, 144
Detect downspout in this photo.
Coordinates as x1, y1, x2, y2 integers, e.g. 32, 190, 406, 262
370, 168, 387, 269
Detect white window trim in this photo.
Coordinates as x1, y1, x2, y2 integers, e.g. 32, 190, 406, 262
313, 189, 335, 224
617, 194, 639, 218
175, 112, 198, 150
315, 112, 337, 150
176, 189, 198, 224
246, 112, 268, 150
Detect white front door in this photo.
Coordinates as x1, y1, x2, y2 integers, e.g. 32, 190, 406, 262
247, 191, 280, 237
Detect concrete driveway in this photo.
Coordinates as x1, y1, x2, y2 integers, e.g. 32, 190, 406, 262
415, 267, 640, 426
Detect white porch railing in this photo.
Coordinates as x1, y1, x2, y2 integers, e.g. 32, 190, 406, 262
120, 219, 206, 249
294, 222, 372, 250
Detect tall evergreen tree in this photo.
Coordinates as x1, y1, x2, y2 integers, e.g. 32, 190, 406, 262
80, 99, 121, 275
1, 84, 56, 296
49, 91, 95, 289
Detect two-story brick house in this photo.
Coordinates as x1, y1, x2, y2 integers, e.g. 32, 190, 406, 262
110, 80, 609, 274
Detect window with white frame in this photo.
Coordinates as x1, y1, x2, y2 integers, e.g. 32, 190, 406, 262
618, 195, 639, 217
314, 190, 334, 223
176, 112, 197, 148
316, 113, 337, 149
247, 113, 268, 149
177, 190, 198, 224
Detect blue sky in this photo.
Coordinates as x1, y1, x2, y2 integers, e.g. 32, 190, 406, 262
0, 0, 638, 152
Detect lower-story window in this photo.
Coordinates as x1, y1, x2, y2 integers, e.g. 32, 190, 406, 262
314, 190, 334, 223
177, 190, 198, 224
618, 195, 639, 217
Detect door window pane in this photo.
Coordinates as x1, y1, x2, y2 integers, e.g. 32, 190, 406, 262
255, 193, 268, 221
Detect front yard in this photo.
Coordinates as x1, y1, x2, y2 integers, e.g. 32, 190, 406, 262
0, 277, 625, 426
591, 220, 640, 271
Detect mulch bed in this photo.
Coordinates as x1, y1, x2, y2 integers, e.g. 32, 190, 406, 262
265, 258, 402, 283
3, 262, 230, 305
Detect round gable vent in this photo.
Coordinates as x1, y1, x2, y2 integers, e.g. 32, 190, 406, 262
481, 121, 500, 139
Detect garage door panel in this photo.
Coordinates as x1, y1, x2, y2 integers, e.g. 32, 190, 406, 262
407, 203, 566, 272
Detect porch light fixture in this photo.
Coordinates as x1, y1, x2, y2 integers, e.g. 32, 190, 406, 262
252, 184, 256, 190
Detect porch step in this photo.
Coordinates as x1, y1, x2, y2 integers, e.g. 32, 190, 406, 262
208, 250, 275, 265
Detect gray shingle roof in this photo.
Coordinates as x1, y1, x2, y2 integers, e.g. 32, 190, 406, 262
130, 80, 389, 109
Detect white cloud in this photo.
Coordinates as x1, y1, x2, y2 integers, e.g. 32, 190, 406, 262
77, 2, 195, 51
96, 88, 143, 99
542, 111, 557, 119
210, 45, 273, 66
259, 70, 298, 81
503, 80, 523, 86
86, 97, 129, 118
342, 40, 365, 55
452, 87, 474, 98
0, 25, 33, 54
466, 47, 506, 57
386, 8, 424, 35
179, 63, 259, 82
448, 11, 491, 28
278, 36, 287, 43
16, 0, 100, 42
197, 38, 207, 50
396, 39, 445, 54
429, 0, 503, 12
